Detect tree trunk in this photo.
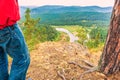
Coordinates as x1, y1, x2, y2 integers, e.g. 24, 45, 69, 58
99, 0, 120, 75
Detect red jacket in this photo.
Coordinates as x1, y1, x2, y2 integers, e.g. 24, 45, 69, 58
0, 0, 20, 29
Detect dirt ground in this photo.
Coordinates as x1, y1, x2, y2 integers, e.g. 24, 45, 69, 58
26, 42, 120, 80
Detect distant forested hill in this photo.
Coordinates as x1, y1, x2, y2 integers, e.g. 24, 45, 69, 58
31, 5, 112, 13
20, 5, 112, 27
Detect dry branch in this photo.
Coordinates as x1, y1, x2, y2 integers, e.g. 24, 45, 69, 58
57, 69, 66, 80
68, 61, 91, 70
81, 60, 95, 67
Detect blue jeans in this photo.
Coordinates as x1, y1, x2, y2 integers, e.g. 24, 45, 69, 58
0, 23, 30, 80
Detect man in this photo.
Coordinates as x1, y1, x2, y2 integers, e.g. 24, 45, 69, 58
0, 0, 30, 80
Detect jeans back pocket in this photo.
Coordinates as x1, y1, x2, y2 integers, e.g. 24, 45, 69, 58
0, 29, 10, 43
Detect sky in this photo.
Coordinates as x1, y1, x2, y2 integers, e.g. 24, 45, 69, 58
19, 0, 114, 7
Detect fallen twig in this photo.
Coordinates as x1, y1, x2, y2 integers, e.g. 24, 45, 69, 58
68, 61, 91, 70
81, 60, 95, 67
57, 69, 66, 80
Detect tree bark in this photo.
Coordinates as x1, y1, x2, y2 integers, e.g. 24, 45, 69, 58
99, 0, 120, 75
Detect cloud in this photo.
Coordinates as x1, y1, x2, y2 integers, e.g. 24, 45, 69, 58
19, 0, 114, 7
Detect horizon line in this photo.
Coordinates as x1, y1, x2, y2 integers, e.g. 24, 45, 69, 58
20, 4, 113, 7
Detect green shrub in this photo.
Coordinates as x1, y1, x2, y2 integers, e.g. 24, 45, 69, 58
23, 8, 59, 50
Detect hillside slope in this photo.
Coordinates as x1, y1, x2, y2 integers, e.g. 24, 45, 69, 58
20, 5, 112, 26
26, 42, 120, 80
30, 6, 111, 26
31, 5, 112, 14
26, 42, 106, 80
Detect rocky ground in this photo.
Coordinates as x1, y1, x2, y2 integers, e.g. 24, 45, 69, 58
26, 42, 120, 80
